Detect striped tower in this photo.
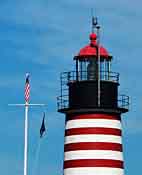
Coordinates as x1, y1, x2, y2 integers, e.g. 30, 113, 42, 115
57, 19, 129, 175
64, 114, 123, 175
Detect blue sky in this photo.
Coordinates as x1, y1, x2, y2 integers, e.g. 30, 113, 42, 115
0, 0, 141, 175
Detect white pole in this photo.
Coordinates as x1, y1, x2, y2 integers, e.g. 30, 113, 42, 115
24, 102, 29, 175
8, 102, 46, 175
97, 26, 101, 107
8, 74, 47, 175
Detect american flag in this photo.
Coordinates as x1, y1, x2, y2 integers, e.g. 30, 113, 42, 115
25, 73, 30, 102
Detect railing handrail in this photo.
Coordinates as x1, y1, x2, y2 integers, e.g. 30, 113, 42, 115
118, 94, 129, 109
60, 70, 119, 83
58, 71, 129, 111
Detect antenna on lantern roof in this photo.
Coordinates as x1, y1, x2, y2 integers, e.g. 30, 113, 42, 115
91, 8, 98, 33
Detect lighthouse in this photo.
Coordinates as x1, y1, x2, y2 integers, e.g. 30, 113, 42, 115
57, 19, 129, 175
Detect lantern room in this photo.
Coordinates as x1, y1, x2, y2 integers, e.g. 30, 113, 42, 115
74, 32, 113, 81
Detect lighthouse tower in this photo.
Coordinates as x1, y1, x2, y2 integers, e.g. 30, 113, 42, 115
57, 19, 129, 175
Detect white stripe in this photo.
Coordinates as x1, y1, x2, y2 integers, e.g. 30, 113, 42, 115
65, 135, 122, 144
65, 150, 123, 161
66, 119, 121, 130
64, 167, 124, 175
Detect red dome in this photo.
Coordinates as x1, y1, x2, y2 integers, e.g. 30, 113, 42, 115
78, 45, 109, 57
75, 33, 111, 60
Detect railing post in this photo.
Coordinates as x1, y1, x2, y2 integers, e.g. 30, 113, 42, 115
76, 60, 79, 81
67, 72, 71, 82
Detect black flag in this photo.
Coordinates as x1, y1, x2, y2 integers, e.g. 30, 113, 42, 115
40, 112, 46, 138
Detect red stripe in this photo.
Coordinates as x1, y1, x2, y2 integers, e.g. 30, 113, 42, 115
65, 128, 122, 136
64, 159, 123, 169
25, 83, 30, 102
64, 142, 123, 152
67, 114, 121, 121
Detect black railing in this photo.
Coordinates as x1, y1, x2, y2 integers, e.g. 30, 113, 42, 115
58, 70, 129, 112
118, 95, 129, 109
57, 95, 68, 110
60, 71, 119, 84
57, 94, 129, 111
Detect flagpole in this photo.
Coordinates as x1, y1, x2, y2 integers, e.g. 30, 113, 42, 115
24, 102, 29, 175
8, 73, 47, 175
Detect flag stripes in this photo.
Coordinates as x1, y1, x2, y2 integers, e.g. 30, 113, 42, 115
25, 74, 30, 102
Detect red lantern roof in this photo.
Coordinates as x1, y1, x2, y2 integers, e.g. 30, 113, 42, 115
74, 33, 112, 60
